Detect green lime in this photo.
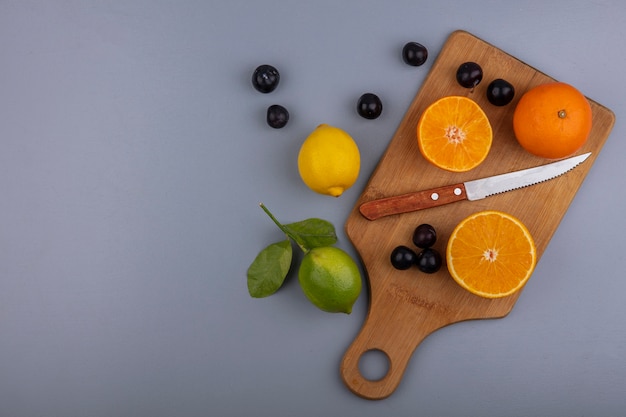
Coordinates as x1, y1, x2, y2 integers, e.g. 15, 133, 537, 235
298, 246, 362, 314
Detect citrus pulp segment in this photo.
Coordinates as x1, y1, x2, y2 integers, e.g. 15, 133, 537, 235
417, 96, 493, 172
446, 210, 537, 299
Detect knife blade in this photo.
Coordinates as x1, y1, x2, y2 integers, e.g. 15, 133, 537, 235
359, 152, 592, 220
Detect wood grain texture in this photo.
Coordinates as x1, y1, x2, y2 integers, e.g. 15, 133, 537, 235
340, 30, 615, 400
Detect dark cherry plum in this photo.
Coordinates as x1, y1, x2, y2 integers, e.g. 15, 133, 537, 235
416, 248, 442, 274
402, 42, 428, 66
252, 64, 280, 93
456, 62, 483, 89
390, 245, 417, 270
412, 224, 437, 249
266, 104, 289, 128
486, 78, 515, 106
357, 93, 383, 120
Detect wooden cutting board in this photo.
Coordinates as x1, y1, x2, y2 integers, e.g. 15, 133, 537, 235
340, 30, 615, 400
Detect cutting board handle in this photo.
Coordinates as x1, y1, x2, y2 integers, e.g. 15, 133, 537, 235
340, 342, 410, 400
340, 308, 445, 400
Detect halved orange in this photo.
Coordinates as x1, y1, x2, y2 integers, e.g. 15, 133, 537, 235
446, 210, 537, 299
417, 96, 492, 172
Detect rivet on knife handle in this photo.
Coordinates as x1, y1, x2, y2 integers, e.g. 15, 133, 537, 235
359, 183, 467, 220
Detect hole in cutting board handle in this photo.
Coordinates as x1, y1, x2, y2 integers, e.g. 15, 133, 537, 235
341, 329, 417, 399
357, 348, 390, 381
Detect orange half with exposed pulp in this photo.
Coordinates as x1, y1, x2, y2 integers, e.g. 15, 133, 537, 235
417, 96, 492, 172
446, 210, 537, 299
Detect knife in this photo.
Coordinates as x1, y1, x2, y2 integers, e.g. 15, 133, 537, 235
359, 152, 592, 221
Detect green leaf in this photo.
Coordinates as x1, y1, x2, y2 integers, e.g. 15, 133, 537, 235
247, 239, 293, 298
258, 203, 337, 253
283, 218, 337, 251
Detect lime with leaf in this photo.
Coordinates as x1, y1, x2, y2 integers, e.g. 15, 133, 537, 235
247, 203, 362, 314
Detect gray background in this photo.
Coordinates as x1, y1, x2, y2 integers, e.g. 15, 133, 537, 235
1, 1, 625, 416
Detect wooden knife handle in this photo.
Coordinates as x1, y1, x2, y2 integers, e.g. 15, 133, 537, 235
359, 183, 467, 220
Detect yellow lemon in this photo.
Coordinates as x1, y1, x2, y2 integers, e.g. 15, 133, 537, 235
297, 124, 360, 197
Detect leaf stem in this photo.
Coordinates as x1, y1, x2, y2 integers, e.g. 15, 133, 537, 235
259, 203, 308, 253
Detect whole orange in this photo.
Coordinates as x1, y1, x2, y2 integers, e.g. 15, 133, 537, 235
513, 82, 592, 159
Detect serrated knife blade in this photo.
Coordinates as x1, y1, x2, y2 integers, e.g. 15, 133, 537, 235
359, 152, 591, 221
